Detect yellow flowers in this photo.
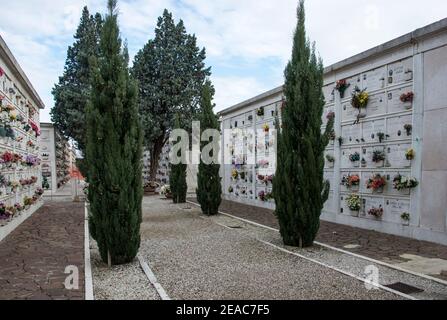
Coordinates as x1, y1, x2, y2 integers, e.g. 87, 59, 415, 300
351, 86, 369, 109
405, 148, 415, 160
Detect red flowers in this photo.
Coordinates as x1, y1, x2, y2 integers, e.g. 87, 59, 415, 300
2, 151, 14, 163
29, 120, 41, 137
400, 92, 414, 103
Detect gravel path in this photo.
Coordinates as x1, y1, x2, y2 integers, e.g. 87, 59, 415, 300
203, 212, 447, 300
140, 196, 402, 300
90, 238, 160, 300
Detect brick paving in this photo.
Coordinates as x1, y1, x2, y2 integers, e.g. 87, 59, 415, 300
0, 201, 85, 300
189, 198, 447, 265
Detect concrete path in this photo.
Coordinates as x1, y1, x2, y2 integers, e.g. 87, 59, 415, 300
140, 196, 401, 300
0, 201, 85, 300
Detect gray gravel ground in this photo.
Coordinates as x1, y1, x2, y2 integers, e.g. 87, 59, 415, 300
205, 212, 447, 300
90, 238, 160, 300
139, 196, 402, 300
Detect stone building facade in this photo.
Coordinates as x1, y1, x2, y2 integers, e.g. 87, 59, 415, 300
40, 123, 71, 192
218, 18, 447, 245
0, 35, 45, 241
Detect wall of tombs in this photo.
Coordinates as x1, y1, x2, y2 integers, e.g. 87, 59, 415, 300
219, 20, 447, 245
0, 37, 45, 241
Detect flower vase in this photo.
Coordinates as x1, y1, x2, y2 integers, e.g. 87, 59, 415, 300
374, 187, 384, 194
402, 220, 410, 227
404, 102, 412, 110
353, 161, 360, 168
374, 160, 384, 168
350, 185, 360, 192
350, 210, 359, 217
328, 162, 334, 169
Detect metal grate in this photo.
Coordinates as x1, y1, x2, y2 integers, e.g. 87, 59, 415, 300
384, 282, 424, 294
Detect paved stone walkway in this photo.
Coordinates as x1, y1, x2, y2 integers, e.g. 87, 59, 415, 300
189, 198, 447, 275
0, 201, 85, 300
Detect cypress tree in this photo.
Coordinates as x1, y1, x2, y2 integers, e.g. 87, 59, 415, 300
51, 7, 102, 160
86, 0, 143, 265
273, 0, 334, 248
196, 81, 222, 216
169, 114, 188, 204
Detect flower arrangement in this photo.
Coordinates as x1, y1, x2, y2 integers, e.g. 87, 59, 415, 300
23, 196, 33, 207
228, 186, 234, 193
14, 203, 24, 212
24, 155, 40, 167
400, 92, 414, 103
257, 107, 265, 117
231, 169, 239, 179
366, 174, 386, 192
263, 124, 270, 133
326, 154, 335, 163
258, 191, 273, 202
351, 86, 369, 109
349, 152, 360, 162
346, 194, 361, 211
27, 140, 36, 148
377, 132, 388, 143
326, 111, 335, 121
160, 185, 172, 198
342, 174, 360, 188
257, 159, 269, 168
35, 188, 44, 196
335, 79, 350, 98
372, 150, 386, 163
405, 148, 415, 161
29, 120, 41, 137
393, 175, 419, 191
368, 206, 384, 219
401, 212, 410, 222
404, 124, 412, 136
328, 130, 336, 141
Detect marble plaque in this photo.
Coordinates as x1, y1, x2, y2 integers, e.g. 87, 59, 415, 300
387, 58, 413, 85
362, 67, 386, 91
366, 92, 386, 117
385, 198, 411, 224
341, 100, 358, 121
386, 171, 411, 196
364, 197, 385, 219
387, 86, 413, 113
322, 105, 335, 124
387, 115, 412, 140
386, 143, 412, 168
362, 119, 386, 143
341, 148, 361, 169
341, 123, 361, 145
323, 85, 335, 104
324, 191, 335, 213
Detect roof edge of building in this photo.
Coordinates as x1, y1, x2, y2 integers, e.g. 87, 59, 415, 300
0, 35, 45, 110
218, 17, 447, 117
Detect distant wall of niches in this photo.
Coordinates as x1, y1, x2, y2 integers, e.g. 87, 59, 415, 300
218, 19, 447, 245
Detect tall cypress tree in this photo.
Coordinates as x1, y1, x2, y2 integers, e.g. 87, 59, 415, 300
169, 114, 188, 204
273, 0, 334, 248
86, 0, 143, 265
51, 7, 102, 159
196, 81, 222, 216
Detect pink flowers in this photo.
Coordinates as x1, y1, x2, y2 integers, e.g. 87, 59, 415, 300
400, 92, 414, 103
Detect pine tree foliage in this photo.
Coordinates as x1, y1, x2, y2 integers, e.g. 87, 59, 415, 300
86, 0, 143, 265
169, 114, 188, 204
132, 9, 211, 182
196, 81, 222, 216
51, 6, 102, 157
273, 0, 334, 248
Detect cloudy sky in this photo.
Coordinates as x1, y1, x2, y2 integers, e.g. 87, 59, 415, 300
1, 0, 446, 122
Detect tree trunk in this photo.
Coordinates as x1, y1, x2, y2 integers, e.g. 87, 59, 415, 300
149, 135, 165, 182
